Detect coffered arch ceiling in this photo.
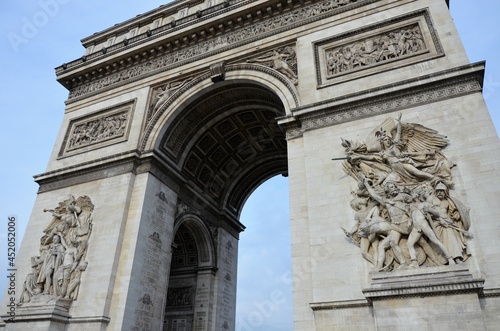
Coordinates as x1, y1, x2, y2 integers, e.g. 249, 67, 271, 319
158, 82, 288, 217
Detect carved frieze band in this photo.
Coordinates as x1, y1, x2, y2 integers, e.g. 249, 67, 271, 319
66, 0, 380, 102
284, 78, 482, 140
314, 9, 443, 87
58, 100, 135, 158
362, 280, 485, 300
37, 157, 138, 193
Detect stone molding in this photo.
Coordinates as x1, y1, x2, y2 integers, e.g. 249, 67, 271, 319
34, 150, 246, 233
58, 99, 136, 158
314, 9, 443, 88
481, 288, 500, 298
279, 62, 485, 139
58, 0, 257, 72
362, 265, 485, 301
309, 299, 370, 310
58, 0, 381, 103
36, 150, 144, 193
36, 153, 139, 193
63, 316, 111, 324
1, 297, 72, 324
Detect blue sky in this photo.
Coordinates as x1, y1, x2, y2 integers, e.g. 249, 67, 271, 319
0, 1, 499, 330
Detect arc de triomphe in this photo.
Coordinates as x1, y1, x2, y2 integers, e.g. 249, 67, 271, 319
2, 0, 500, 330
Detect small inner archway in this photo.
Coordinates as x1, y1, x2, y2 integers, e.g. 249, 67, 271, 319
164, 216, 216, 330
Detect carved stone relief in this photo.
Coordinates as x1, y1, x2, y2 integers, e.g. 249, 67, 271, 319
66, 0, 378, 101
315, 9, 443, 87
59, 100, 135, 157
147, 79, 192, 125
247, 46, 298, 85
325, 23, 425, 77
340, 114, 471, 272
18, 195, 94, 305
175, 200, 198, 218
166, 287, 193, 307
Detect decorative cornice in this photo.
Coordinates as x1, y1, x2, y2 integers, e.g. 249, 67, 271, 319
310, 299, 370, 310
363, 279, 485, 300
35, 150, 142, 193
279, 62, 485, 138
64, 316, 111, 324
59, 0, 381, 103
362, 265, 485, 301
33, 149, 245, 233
480, 288, 500, 298
58, 0, 257, 73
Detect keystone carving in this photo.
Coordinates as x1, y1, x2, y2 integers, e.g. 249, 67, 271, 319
210, 61, 226, 83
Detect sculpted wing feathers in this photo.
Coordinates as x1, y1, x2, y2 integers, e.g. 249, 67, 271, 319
401, 123, 449, 153
75, 195, 94, 211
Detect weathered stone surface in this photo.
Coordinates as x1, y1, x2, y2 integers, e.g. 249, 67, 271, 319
2, 0, 500, 330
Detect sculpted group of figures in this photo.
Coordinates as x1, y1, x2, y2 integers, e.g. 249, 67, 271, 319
18, 196, 93, 305
341, 114, 472, 271
68, 113, 128, 149
327, 24, 425, 76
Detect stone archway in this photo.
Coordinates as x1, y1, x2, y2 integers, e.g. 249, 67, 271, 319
154, 79, 289, 218
152, 79, 289, 330
5, 1, 500, 330
164, 214, 216, 331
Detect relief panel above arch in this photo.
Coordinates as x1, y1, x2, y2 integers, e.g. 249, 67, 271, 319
314, 9, 444, 88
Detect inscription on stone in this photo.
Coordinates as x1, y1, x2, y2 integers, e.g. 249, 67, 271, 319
171, 319, 187, 331
220, 239, 235, 323
132, 189, 172, 330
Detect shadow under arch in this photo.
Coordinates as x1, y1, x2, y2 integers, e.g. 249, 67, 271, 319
172, 213, 217, 268
146, 68, 291, 220
163, 213, 217, 330
147, 66, 294, 331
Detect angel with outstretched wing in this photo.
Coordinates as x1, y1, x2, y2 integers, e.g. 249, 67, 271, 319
348, 113, 453, 187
